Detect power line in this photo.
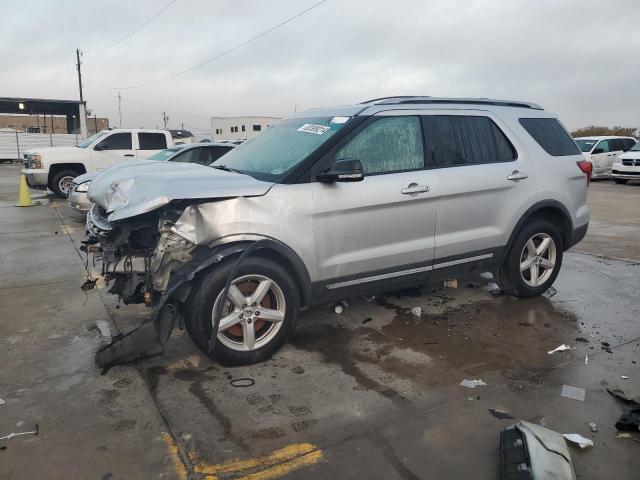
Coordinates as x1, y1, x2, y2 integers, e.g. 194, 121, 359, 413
104, 0, 328, 90
84, 0, 178, 53
83, 81, 211, 129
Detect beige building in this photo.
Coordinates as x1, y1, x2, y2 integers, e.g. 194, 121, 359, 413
211, 116, 281, 141
0, 114, 109, 134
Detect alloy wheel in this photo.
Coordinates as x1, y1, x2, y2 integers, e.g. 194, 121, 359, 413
519, 233, 557, 287
211, 274, 286, 351
59, 175, 75, 194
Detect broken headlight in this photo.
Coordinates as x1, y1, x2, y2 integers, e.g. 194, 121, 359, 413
75, 181, 90, 193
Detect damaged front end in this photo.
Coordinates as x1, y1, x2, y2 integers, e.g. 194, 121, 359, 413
85, 203, 198, 369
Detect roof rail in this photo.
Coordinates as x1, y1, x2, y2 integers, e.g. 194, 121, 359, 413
361, 96, 542, 110
360, 96, 430, 104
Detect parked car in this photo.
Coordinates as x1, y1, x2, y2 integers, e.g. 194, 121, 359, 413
68, 142, 236, 213
612, 140, 640, 184
574, 136, 637, 179
22, 128, 174, 198
86, 96, 590, 366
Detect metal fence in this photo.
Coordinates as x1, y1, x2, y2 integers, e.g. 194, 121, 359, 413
0, 130, 80, 161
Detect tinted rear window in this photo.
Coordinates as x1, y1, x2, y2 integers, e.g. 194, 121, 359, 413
423, 115, 516, 167
519, 118, 580, 156
138, 132, 167, 150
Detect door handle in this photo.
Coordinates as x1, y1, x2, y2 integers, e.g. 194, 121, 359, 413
401, 183, 430, 195
124, 154, 135, 157
506, 171, 528, 181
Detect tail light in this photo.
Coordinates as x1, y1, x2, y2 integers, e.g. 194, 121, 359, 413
576, 160, 592, 185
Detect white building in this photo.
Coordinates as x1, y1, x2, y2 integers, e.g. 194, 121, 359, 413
211, 116, 281, 141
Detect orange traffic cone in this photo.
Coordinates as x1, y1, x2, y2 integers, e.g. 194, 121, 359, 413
15, 174, 39, 207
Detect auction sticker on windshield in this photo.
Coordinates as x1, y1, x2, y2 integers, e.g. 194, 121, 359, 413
298, 124, 330, 135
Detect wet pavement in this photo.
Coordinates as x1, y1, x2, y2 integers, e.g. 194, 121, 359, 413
1, 164, 639, 479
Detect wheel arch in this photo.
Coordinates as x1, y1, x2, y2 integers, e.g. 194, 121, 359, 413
503, 200, 573, 261
171, 238, 312, 308
48, 163, 87, 186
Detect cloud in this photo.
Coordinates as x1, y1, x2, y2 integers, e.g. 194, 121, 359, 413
1, 0, 638, 131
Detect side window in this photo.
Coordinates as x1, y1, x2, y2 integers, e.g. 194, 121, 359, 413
138, 133, 167, 150
594, 140, 610, 153
96, 132, 132, 150
336, 116, 424, 174
253, 125, 262, 132
169, 149, 199, 163
519, 118, 580, 156
609, 139, 625, 152
423, 115, 516, 167
207, 146, 232, 163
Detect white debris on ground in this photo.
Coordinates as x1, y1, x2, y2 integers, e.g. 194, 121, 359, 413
562, 433, 593, 449
460, 379, 487, 389
547, 344, 574, 354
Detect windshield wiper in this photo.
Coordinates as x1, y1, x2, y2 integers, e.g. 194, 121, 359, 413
212, 165, 244, 174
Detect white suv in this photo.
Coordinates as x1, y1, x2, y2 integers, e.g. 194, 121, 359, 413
574, 136, 637, 179
84, 97, 591, 367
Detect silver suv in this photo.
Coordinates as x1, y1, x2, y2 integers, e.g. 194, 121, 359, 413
85, 97, 591, 367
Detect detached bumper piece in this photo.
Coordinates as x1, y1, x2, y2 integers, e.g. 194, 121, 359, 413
95, 304, 178, 371
500, 421, 577, 480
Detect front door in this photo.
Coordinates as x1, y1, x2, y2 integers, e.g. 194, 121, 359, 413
91, 132, 135, 171
311, 115, 438, 284
590, 139, 612, 176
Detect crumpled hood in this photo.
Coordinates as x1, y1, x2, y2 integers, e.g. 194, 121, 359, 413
87, 160, 275, 221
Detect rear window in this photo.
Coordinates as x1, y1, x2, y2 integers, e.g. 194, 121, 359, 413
423, 115, 516, 167
519, 118, 580, 156
138, 132, 168, 150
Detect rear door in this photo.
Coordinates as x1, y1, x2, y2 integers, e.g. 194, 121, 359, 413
311, 114, 438, 284
428, 112, 536, 261
137, 132, 168, 159
90, 132, 135, 171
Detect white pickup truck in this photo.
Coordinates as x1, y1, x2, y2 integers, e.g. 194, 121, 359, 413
22, 128, 174, 198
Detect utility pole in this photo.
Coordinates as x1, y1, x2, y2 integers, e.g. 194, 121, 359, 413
162, 112, 169, 130
118, 92, 122, 127
76, 49, 84, 102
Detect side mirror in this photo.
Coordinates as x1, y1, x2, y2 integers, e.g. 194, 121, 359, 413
94, 143, 107, 151
317, 159, 364, 182
592, 148, 604, 154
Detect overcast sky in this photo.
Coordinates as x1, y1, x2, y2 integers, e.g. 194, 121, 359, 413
1, 0, 638, 132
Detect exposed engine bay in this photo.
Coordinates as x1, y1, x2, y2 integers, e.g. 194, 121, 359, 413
84, 203, 196, 307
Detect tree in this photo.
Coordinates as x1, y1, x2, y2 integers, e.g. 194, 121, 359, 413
571, 125, 638, 138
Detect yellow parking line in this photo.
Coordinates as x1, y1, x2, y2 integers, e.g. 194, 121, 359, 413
237, 450, 323, 480
160, 433, 188, 480
193, 442, 323, 479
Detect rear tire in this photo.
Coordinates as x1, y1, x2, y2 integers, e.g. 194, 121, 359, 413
184, 256, 300, 365
494, 220, 563, 298
50, 170, 79, 198
614, 178, 628, 184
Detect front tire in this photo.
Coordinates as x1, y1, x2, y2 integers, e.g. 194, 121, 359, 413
494, 220, 563, 298
614, 178, 628, 184
50, 170, 78, 198
184, 256, 300, 365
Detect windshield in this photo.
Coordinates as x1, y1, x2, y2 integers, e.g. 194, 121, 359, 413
148, 146, 184, 160
575, 139, 598, 153
78, 130, 109, 148
211, 116, 350, 181
628, 142, 640, 152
